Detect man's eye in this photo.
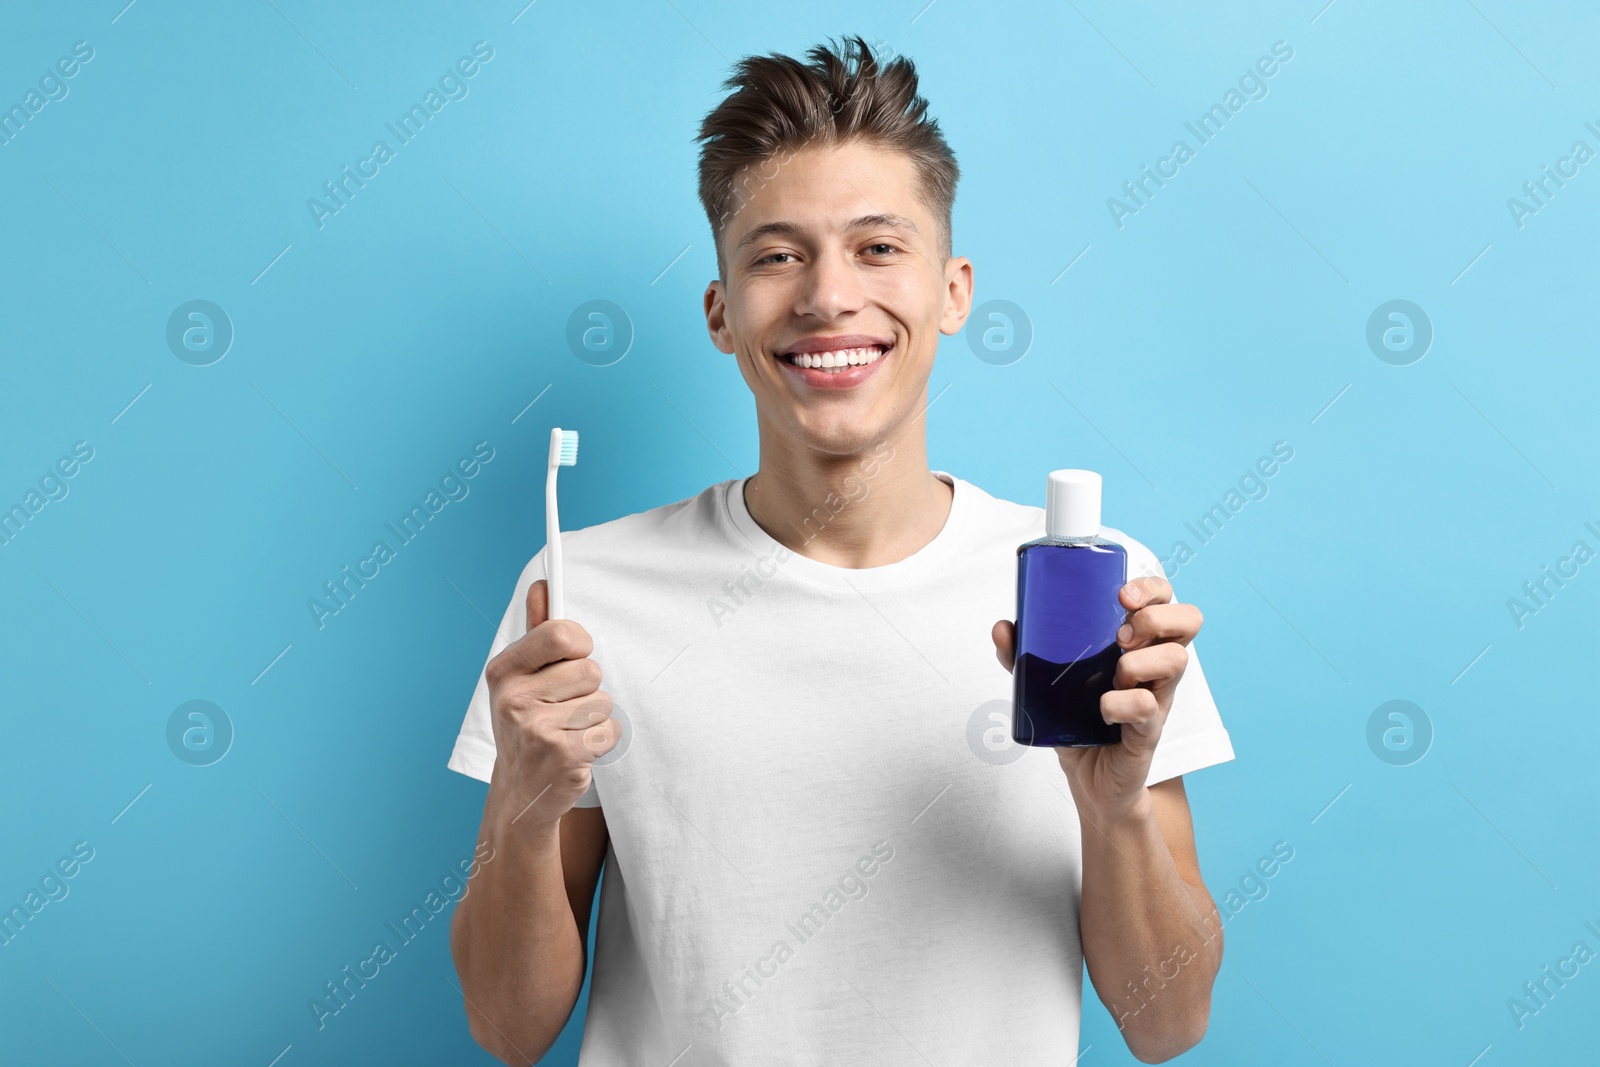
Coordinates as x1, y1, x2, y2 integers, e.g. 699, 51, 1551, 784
866, 243, 898, 255
757, 252, 793, 265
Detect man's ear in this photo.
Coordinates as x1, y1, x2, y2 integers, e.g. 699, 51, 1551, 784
704, 279, 736, 354
939, 255, 975, 336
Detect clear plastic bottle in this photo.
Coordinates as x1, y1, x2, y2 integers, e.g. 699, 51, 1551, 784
1012, 470, 1127, 747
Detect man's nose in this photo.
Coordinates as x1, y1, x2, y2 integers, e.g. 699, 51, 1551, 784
796, 247, 866, 321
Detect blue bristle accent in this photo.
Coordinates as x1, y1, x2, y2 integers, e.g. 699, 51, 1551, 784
558, 430, 579, 465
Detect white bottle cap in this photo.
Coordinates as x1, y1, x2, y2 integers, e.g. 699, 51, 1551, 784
1045, 469, 1102, 539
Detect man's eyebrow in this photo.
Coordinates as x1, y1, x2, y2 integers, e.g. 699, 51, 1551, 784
732, 213, 920, 253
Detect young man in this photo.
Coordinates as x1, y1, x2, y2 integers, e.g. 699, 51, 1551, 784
448, 35, 1234, 1066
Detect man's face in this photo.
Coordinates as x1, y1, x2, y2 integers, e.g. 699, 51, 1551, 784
705, 140, 972, 458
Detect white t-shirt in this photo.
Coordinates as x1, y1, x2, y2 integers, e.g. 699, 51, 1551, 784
449, 471, 1235, 1065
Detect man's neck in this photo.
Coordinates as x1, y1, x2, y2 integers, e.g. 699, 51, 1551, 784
743, 416, 953, 570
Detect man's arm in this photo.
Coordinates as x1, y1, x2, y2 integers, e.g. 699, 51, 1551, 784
450, 804, 608, 1065
993, 573, 1225, 1062
1079, 776, 1222, 1063
449, 577, 621, 1065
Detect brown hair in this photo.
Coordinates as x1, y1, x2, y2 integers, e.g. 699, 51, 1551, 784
695, 34, 960, 279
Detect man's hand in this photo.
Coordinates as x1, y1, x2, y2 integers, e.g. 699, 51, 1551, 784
991, 575, 1202, 824
484, 578, 619, 831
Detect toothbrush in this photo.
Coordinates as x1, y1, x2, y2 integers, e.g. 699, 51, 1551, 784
546, 427, 579, 620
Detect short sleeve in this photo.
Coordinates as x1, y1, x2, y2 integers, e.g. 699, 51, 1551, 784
446, 546, 601, 808
1116, 532, 1236, 787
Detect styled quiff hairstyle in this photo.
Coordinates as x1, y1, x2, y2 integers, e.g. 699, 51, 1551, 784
695, 34, 960, 280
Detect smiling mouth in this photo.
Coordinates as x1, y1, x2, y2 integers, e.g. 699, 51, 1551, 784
776, 343, 892, 372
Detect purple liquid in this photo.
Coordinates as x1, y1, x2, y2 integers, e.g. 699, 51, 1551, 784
1011, 536, 1127, 747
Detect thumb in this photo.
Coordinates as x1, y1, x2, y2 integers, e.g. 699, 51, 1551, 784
992, 619, 1016, 674
525, 578, 549, 634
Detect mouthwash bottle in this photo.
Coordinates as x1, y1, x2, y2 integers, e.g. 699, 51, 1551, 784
1012, 469, 1127, 747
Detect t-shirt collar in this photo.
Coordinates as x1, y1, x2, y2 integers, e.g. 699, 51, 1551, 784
721, 469, 970, 592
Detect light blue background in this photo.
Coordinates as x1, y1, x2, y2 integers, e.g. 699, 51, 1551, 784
2, 0, 1596, 1063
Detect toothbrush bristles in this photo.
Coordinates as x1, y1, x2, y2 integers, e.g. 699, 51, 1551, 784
558, 430, 579, 466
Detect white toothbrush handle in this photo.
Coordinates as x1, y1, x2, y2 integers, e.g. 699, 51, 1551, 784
545, 464, 564, 621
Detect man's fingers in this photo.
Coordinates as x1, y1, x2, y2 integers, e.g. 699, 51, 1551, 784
556, 691, 614, 732
485, 579, 556, 679
1116, 602, 1203, 650
491, 617, 595, 683
511, 656, 602, 704
494, 671, 609, 724
1119, 576, 1172, 612
1114, 642, 1188, 690
538, 618, 594, 664
992, 619, 1016, 673
1100, 686, 1160, 725
559, 694, 619, 762
525, 578, 549, 633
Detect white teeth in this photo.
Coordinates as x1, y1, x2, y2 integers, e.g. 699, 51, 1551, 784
786, 346, 887, 371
